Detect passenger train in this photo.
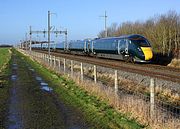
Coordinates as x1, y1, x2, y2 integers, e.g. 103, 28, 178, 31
32, 34, 153, 62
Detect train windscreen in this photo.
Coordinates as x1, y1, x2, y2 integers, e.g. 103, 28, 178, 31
130, 39, 151, 47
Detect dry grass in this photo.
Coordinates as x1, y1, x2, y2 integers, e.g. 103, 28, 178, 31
74, 76, 149, 123
68, 71, 179, 129
92, 67, 180, 107
155, 86, 180, 106
168, 58, 180, 68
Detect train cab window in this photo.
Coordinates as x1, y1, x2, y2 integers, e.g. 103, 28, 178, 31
130, 39, 150, 47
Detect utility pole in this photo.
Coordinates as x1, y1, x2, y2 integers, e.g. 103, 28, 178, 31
100, 11, 108, 37
25, 33, 28, 50
48, 10, 51, 58
30, 28, 67, 49
29, 26, 32, 51
65, 28, 68, 50
29, 11, 67, 57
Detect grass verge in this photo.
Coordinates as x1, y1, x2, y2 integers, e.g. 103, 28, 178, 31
0, 48, 12, 128
16, 49, 145, 129
0, 48, 11, 70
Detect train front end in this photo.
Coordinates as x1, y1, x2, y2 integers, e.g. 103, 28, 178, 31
140, 47, 153, 61
129, 35, 153, 62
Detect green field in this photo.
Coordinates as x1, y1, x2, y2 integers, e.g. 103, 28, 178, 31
0, 48, 11, 69
0, 47, 11, 128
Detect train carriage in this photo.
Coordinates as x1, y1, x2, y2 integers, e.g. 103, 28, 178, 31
42, 43, 48, 49
92, 38, 118, 54
68, 40, 84, 51
56, 42, 65, 50
90, 34, 153, 62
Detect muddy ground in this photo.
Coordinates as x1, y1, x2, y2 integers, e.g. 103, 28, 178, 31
6, 52, 91, 129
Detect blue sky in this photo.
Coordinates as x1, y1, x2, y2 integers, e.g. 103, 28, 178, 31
0, 0, 180, 44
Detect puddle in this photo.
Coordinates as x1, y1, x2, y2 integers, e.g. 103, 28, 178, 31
7, 84, 23, 129
12, 64, 17, 66
12, 64, 18, 70
40, 82, 53, 92
11, 75, 17, 81
41, 86, 53, 92
36, 76, 42, 82
12, 67, 18, 70
29, 68, 35, 72
40, 82, 48, 86
12, 66, 18, 70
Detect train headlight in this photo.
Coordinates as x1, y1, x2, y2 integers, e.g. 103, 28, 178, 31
137, 47, 142, 52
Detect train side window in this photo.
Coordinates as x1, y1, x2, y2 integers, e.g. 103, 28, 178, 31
112, 40, 116, 48
119, 39, 126, 49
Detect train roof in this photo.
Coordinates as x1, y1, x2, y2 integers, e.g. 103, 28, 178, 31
94, 34, 146, 41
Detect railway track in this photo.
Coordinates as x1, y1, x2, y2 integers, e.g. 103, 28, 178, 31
34, 50, 180, 84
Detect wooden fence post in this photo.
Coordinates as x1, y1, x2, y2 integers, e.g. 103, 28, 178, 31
42, 53, 44, 61
44, 54, 45, 62
80, 62, 83, 81
54, 56, 56, 69
63, 58, 66, 74
71, 60, 73, 77
58, 59, 61, 72
94, 65, 97, 83
150, 78, 155, 119
45, 54, 47, 63
50, 55, 52, 67
115, 70, 118, 93
47, 54, 48, 63
41, 53, 43, 61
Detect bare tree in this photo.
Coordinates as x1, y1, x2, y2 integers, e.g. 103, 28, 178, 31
97, 10, 180, 58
